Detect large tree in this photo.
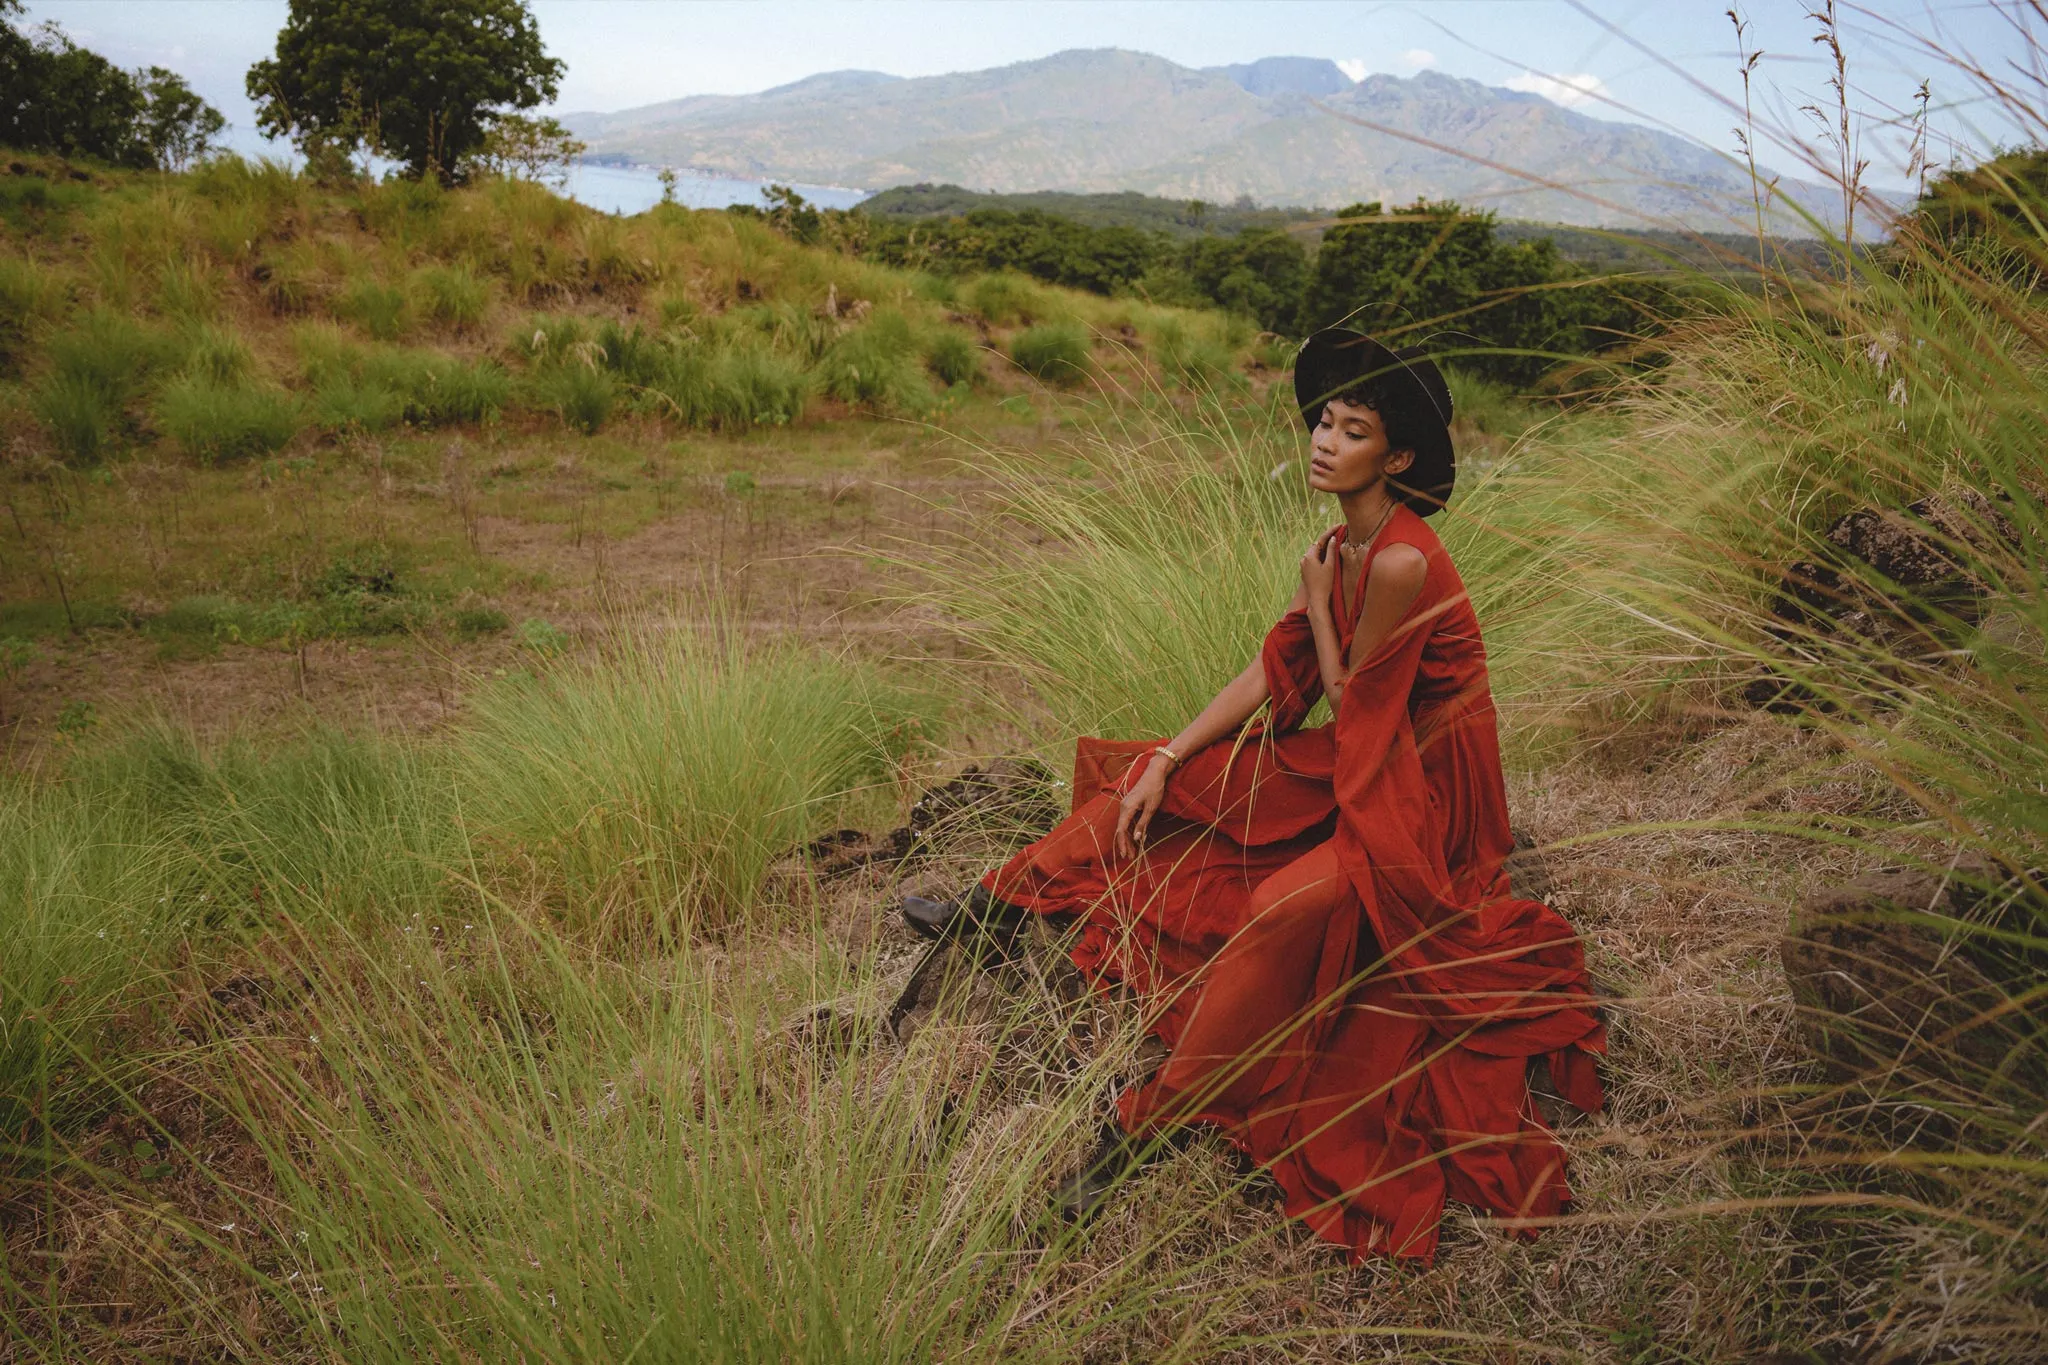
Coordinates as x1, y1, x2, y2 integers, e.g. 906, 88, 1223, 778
0, 3, 225, 169
1302, 200, 1628, 388
247, 0, 564, 182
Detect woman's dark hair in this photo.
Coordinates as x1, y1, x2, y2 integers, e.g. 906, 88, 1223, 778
1327, 373, 1429, 459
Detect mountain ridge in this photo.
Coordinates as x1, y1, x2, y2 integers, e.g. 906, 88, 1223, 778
561, 48, 1836, 232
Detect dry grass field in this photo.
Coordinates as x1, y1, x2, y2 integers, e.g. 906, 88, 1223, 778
1, 78, 2044, 1361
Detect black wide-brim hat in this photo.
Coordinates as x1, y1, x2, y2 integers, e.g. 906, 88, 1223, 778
1292, 328, 1455, 517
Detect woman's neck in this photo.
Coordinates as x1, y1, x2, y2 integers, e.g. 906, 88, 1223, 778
1337, 481, 1400, 544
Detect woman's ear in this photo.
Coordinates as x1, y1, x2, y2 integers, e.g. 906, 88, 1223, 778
1384, 446, 1416, 477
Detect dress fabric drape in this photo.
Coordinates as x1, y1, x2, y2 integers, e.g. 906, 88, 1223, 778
981, 505, 1606, 1263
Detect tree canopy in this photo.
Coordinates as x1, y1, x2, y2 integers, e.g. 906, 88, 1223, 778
247, 0, 563, 182
0, 3, 224, 170
1303, 201, 1638, 387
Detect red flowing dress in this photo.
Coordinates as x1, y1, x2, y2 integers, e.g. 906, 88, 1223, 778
981, 505, 1606, 1263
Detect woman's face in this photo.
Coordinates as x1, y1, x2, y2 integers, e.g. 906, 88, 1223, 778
1308, 398, 1414, 496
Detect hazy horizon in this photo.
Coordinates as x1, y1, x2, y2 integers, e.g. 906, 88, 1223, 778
17, 1, 2028, 194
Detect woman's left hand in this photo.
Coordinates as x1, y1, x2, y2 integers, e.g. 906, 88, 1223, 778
1300, 527, 1339, 601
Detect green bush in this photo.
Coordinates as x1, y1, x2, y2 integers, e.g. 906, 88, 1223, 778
517, 312, 588, 363
648, 338, 813, 431
0, 254, 60, 371
153, 258, 218, 322
968, 272, 1047, 326
400, 355, 511, 426
0, 723, 452, 1167
1009, 321, 1092, 385
413, 263, 490, 333
450, 605, 509, 636
154, 376, 302, 462
537, 362, 614, 434
30, 373, 122, 462
1149, 315, 1238, 391
337, 277, 412, 340
312, 373, 406, 432
178, 325, 254, 384
460, 623, 930, 935
922, 327, 983, 387
817, 312, 936, 415
45, 308, 173, 402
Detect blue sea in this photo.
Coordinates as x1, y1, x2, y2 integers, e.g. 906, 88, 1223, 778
562, 163, 870, 216
214, 128, 868, 216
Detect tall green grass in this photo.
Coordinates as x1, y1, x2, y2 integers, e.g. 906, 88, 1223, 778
818, 310, 939, 415
0, 725, 453, 1173
459, 621, 930, 939
1009, 321, 1092, 385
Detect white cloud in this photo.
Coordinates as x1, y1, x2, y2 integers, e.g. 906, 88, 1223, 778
1337, 50, 1436, 82
1505, 71, 1608, 109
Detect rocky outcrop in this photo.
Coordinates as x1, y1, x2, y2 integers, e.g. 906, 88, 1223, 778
801, 757, 1065, 879
1781, 860, 2044, 1099
1745, 488, 2026, 712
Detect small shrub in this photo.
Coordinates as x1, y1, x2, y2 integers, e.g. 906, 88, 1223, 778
923, 328, 983, 387
450, 605, 509, 637
312, 374, 405, 433
0, 255, 60, 371
256, 248, 321, 315
0, 173, 93, 231
518, 313, 588, 363
705, 342, 809, 430
969, 273, 1047, 326
538, 362, 614, 434
594, 319, 670, 384
817, 312, 936, 415
413, 263, 490, 333
154, 258, 218, 322
155, 377, 302, 462
405, 357, 511, 427
460, 624, 930, 934
30, 374, 120, 463
1445, 368, 1532, 437
46, 309, 173, 402
178, 326, 254, 384
516, 617, 568, 656
1150, 316, 1238, 391
309, 552, 415, 636
1010, 321, 1092, 385
337, 277, 411, 340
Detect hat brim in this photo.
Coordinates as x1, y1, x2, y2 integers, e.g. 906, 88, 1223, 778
1293, 329, 1455, 517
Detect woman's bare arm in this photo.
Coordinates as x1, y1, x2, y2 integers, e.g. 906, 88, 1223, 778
1113, 582, 1307, 860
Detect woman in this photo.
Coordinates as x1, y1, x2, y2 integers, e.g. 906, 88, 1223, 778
903, 329, 1606, 1264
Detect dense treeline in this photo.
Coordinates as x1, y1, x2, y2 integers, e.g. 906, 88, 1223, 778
751, 189, 1651, 387
0, 1, 224, 171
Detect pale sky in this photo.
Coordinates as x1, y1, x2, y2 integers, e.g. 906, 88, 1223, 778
20, 1, 2034, 191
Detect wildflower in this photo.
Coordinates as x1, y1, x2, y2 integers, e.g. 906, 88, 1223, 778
1888, 378, 1908, 407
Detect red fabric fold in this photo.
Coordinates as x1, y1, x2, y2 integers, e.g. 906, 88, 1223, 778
984, 506, 1605, 1263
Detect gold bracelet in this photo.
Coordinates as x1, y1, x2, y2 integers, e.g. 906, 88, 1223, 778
1156, 745, 1184, 770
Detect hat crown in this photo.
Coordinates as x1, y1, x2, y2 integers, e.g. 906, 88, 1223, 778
1291, 328, 1457, 517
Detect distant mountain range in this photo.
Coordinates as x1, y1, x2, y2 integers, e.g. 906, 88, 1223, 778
562, 50, 1843, 233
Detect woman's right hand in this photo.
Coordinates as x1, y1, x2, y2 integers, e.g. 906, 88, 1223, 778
1114, 753, 1173, 861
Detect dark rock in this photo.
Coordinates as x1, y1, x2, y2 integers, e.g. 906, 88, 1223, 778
801, 757, 1064, 881
1781, 861, 2045, 1099
1505, 825, 1554, 902
907, 757, 1064, 840
1745, 488, 2027, 711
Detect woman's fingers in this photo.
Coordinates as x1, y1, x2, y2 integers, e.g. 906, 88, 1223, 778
1113, 799, 1136, 861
